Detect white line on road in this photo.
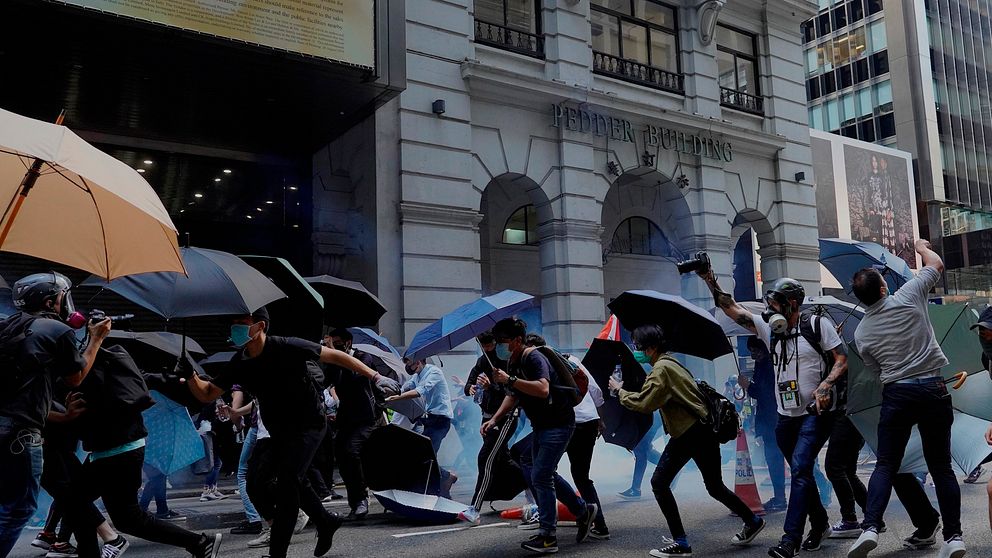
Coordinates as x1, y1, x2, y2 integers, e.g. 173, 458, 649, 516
391, 522, 510, 538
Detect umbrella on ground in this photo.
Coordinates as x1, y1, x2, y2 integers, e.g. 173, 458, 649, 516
404, 290, 536, 362
142, 390, 205, 474
819, 238, 914, 293
803, 295, 864, 344
349, 327, 400, 356
306, 275, 386, 327
608, 290, 733, 360
946, 370, 992, 422
581, 338, 652, 450
241, 256, 324, 340
362, 424, 442, 495
81, 246, 285, 319
372, 490, 467, 524
0, 108, 184, 279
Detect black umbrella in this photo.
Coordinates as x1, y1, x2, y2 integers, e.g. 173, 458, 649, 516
240, 255, 324, 341
361, 425, 441, 495
305, 275, 386, 327
608, 290, 733, 360
581, 338, 653, 450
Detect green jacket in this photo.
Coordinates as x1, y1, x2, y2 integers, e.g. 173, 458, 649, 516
618, 355, 708, 439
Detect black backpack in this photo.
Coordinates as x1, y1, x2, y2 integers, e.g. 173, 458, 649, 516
80, 345, 155, 413
522, 346, 588, 408
662, 356, 740, 444
771, 312, 847, 409
0, 312, 38, 397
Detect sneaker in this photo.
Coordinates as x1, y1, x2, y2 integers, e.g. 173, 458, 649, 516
440, 471, 458, 497
100, 536, 129, 558
156, 510, 187, 521
575, 503, 597, 543
314, 513, 342, 557
32, 531, 57, 551
650, 541, 693, 556
732, 516, 765, 546
458, 506, 481, 525
903, 521, 940, 550
230, 520, 264, 535
763, 498, 787, 513
589, 525, 610, 540
831, 520, 862, 539
211, 488, 227, 500
46, 542, 78, 558
520, 534, 558, 554
191, 533, 222, 558
247, 528, 271, 548
199, 489, 222, 502
294, 510, 309, 534
938, 535, 966, 558
847, 529, 878, 558
767, 540, 798, 558
618, 488, 641, 500
964, 466, 984, 484
802, 523, 832, 551
518, 513, 541, 530
345, 499, 368, 521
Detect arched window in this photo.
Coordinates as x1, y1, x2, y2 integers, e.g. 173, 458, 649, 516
502, 205, 539, 245
609, 217, 673, 257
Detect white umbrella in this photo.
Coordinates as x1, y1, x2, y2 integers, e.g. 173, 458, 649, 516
0, 108, 184, 279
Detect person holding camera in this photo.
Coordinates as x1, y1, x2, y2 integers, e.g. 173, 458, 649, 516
847, 239, 964, 558
697, 264, 848, 558
185, 308, 400, 558
0, 272, 110, 557
610, 324, 764, 556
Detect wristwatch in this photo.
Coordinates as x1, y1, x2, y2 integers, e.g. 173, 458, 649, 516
508, 375, 518, 387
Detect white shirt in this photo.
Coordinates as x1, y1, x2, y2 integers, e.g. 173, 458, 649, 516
754, 313, 842, 417
256, 404, 270, 440
569, 357, 604, 424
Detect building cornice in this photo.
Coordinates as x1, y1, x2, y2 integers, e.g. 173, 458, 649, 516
399, 202, 484, 229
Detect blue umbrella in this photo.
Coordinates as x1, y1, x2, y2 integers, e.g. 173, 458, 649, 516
608, 290, 733, 360
142, 390, 205, 474
349, 327, 401, 357
819, 238, 914, 293
404, 290, 536, 361
80, 246, 286, 319
372, 489, 467, 524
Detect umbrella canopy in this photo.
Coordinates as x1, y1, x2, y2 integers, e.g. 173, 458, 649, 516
353, 343, 407, 380
0, 108, 184, 279
404, 290, 537, 362
349, 327, 400, 356
241, 255, 324, 340
105, 330, 205, 379
81, 246, 286, 319
803, 295, 864, 345
305, 275, 386, 327
361, 424, 442, 495
142, 390, 205, 474
608, 290, 733, 360
199, 351, 236, 370
372, 490, 467, 524
819, 238, 914, 293
581, 338, 652, 450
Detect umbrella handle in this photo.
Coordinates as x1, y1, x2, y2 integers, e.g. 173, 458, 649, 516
950, 371, 967, 390
0, 111, 64, 248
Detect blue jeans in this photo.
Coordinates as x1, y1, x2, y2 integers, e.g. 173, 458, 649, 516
139, 465, 169, 514
420, 415, 452, 488
531, 426, 587, 537
238, 427, 261, 523
775, 412, 835, 545
864, 378, 960, 539
0, 417, 43, 557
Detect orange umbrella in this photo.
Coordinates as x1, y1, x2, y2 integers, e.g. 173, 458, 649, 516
0, 108, 184, 279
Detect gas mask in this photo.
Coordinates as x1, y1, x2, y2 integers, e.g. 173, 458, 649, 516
762, 293, 793, 335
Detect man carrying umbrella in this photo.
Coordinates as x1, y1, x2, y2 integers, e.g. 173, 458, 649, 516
847, 239, 965, 558
185, 308, 400, 558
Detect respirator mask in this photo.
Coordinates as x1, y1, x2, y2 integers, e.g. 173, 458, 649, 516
761, 293, 792, 335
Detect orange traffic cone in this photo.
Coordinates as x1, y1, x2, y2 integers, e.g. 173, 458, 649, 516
499, 501, 578, 521
734, 429, 765, 516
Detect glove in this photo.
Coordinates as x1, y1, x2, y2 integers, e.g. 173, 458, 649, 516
374, 374, 401, 396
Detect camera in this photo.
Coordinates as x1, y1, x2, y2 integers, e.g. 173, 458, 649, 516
676, 251, 711, 275
88, 309, 135, 329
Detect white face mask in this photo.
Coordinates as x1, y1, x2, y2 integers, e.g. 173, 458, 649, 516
766, 313, 788, 335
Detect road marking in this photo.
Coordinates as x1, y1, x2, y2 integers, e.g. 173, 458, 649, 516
391, 522, 510, 538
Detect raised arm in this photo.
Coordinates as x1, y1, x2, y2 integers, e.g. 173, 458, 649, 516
696, 268, 758, 334
915, 239, 944, 273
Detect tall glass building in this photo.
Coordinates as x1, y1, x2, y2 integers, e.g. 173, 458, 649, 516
803, 0, 992, 300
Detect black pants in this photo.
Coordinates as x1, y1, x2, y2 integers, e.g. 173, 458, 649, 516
246, 437, 276, 520
335, 424, 374, 509
825, 415, 868, 522
864, 379, 959, 539
566, 420, 606, 528
651, 421, 757, 541
71, 447, 203, 558
40, 441, 104, 545
471, 413, 518, 510
269, 427, 335, 558
308, 421, 337, 499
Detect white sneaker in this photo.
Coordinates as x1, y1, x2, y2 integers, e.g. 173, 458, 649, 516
247, 528, 270, 548
938, 536, 966, 558
848, 529, 879, 558
294, 510, 309, 534
210, 488, 227, 500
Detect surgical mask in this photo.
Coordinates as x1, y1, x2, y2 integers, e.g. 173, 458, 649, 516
230, 324, 254, 347
632, 350, 651, 364
495, 343, 512, 361
405, 362, 421, 375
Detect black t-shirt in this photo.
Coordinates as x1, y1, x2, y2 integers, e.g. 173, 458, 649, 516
323, 349, 379, 429
508, 350, 574, 430
0, 313, 87, 430
465, 352, 508, 417
210, 336, 326, 437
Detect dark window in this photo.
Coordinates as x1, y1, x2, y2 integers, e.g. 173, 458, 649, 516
833, 6, 848, 29
609, 217, 673, 257
802, 21, 815, 43
859, 118, 876, 142
474, 0, 544, 57
870, 50, 889, 76
866, 0, 882, 15
822, 72, 837, 95
502, 205, 539, 245
808, 77, 821, 100
849, 0, 865, 23
717, 25, 761, 113
842, 125, 858, 138
817, 13, 831, 37
837, 64, 853, 88
591, 0, 682, 91
878, 112, 896, 138
853, 58, 870, 83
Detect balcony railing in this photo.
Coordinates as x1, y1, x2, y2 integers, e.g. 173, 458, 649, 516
720, 87, 764, 115
474, 19, 545, 59
593, 51, 684, 94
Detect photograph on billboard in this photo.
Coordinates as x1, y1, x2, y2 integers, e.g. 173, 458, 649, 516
812, 137, 838, 239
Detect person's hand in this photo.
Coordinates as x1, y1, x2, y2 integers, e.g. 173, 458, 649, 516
451, 375, 465, 387
217, 403, 233, 421
493, 368, 510, 384
597, 419, 607, 438
480, 419, 496, 437
64, 392, 86, 420
985, 424, 992, 446
384, 395, 399, 402
374, 374, 401, 396
608, 375, 622, 392
468, 385, 477, 397
87, 317, 111, 342
737, 374, 750, 391
477, 374, 491, 390
915, 238, 932, 252
814, 382, 833, 412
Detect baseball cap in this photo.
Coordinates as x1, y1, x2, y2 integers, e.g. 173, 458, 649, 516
970, 306, 992, 331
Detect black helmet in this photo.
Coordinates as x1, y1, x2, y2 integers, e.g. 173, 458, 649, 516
12, 272, 74, 316
764, 277, 805, 310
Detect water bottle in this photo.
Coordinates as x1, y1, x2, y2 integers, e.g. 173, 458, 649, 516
610, 365, 623, 397
215, 399, 230, 423
473, 378, 485, 405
